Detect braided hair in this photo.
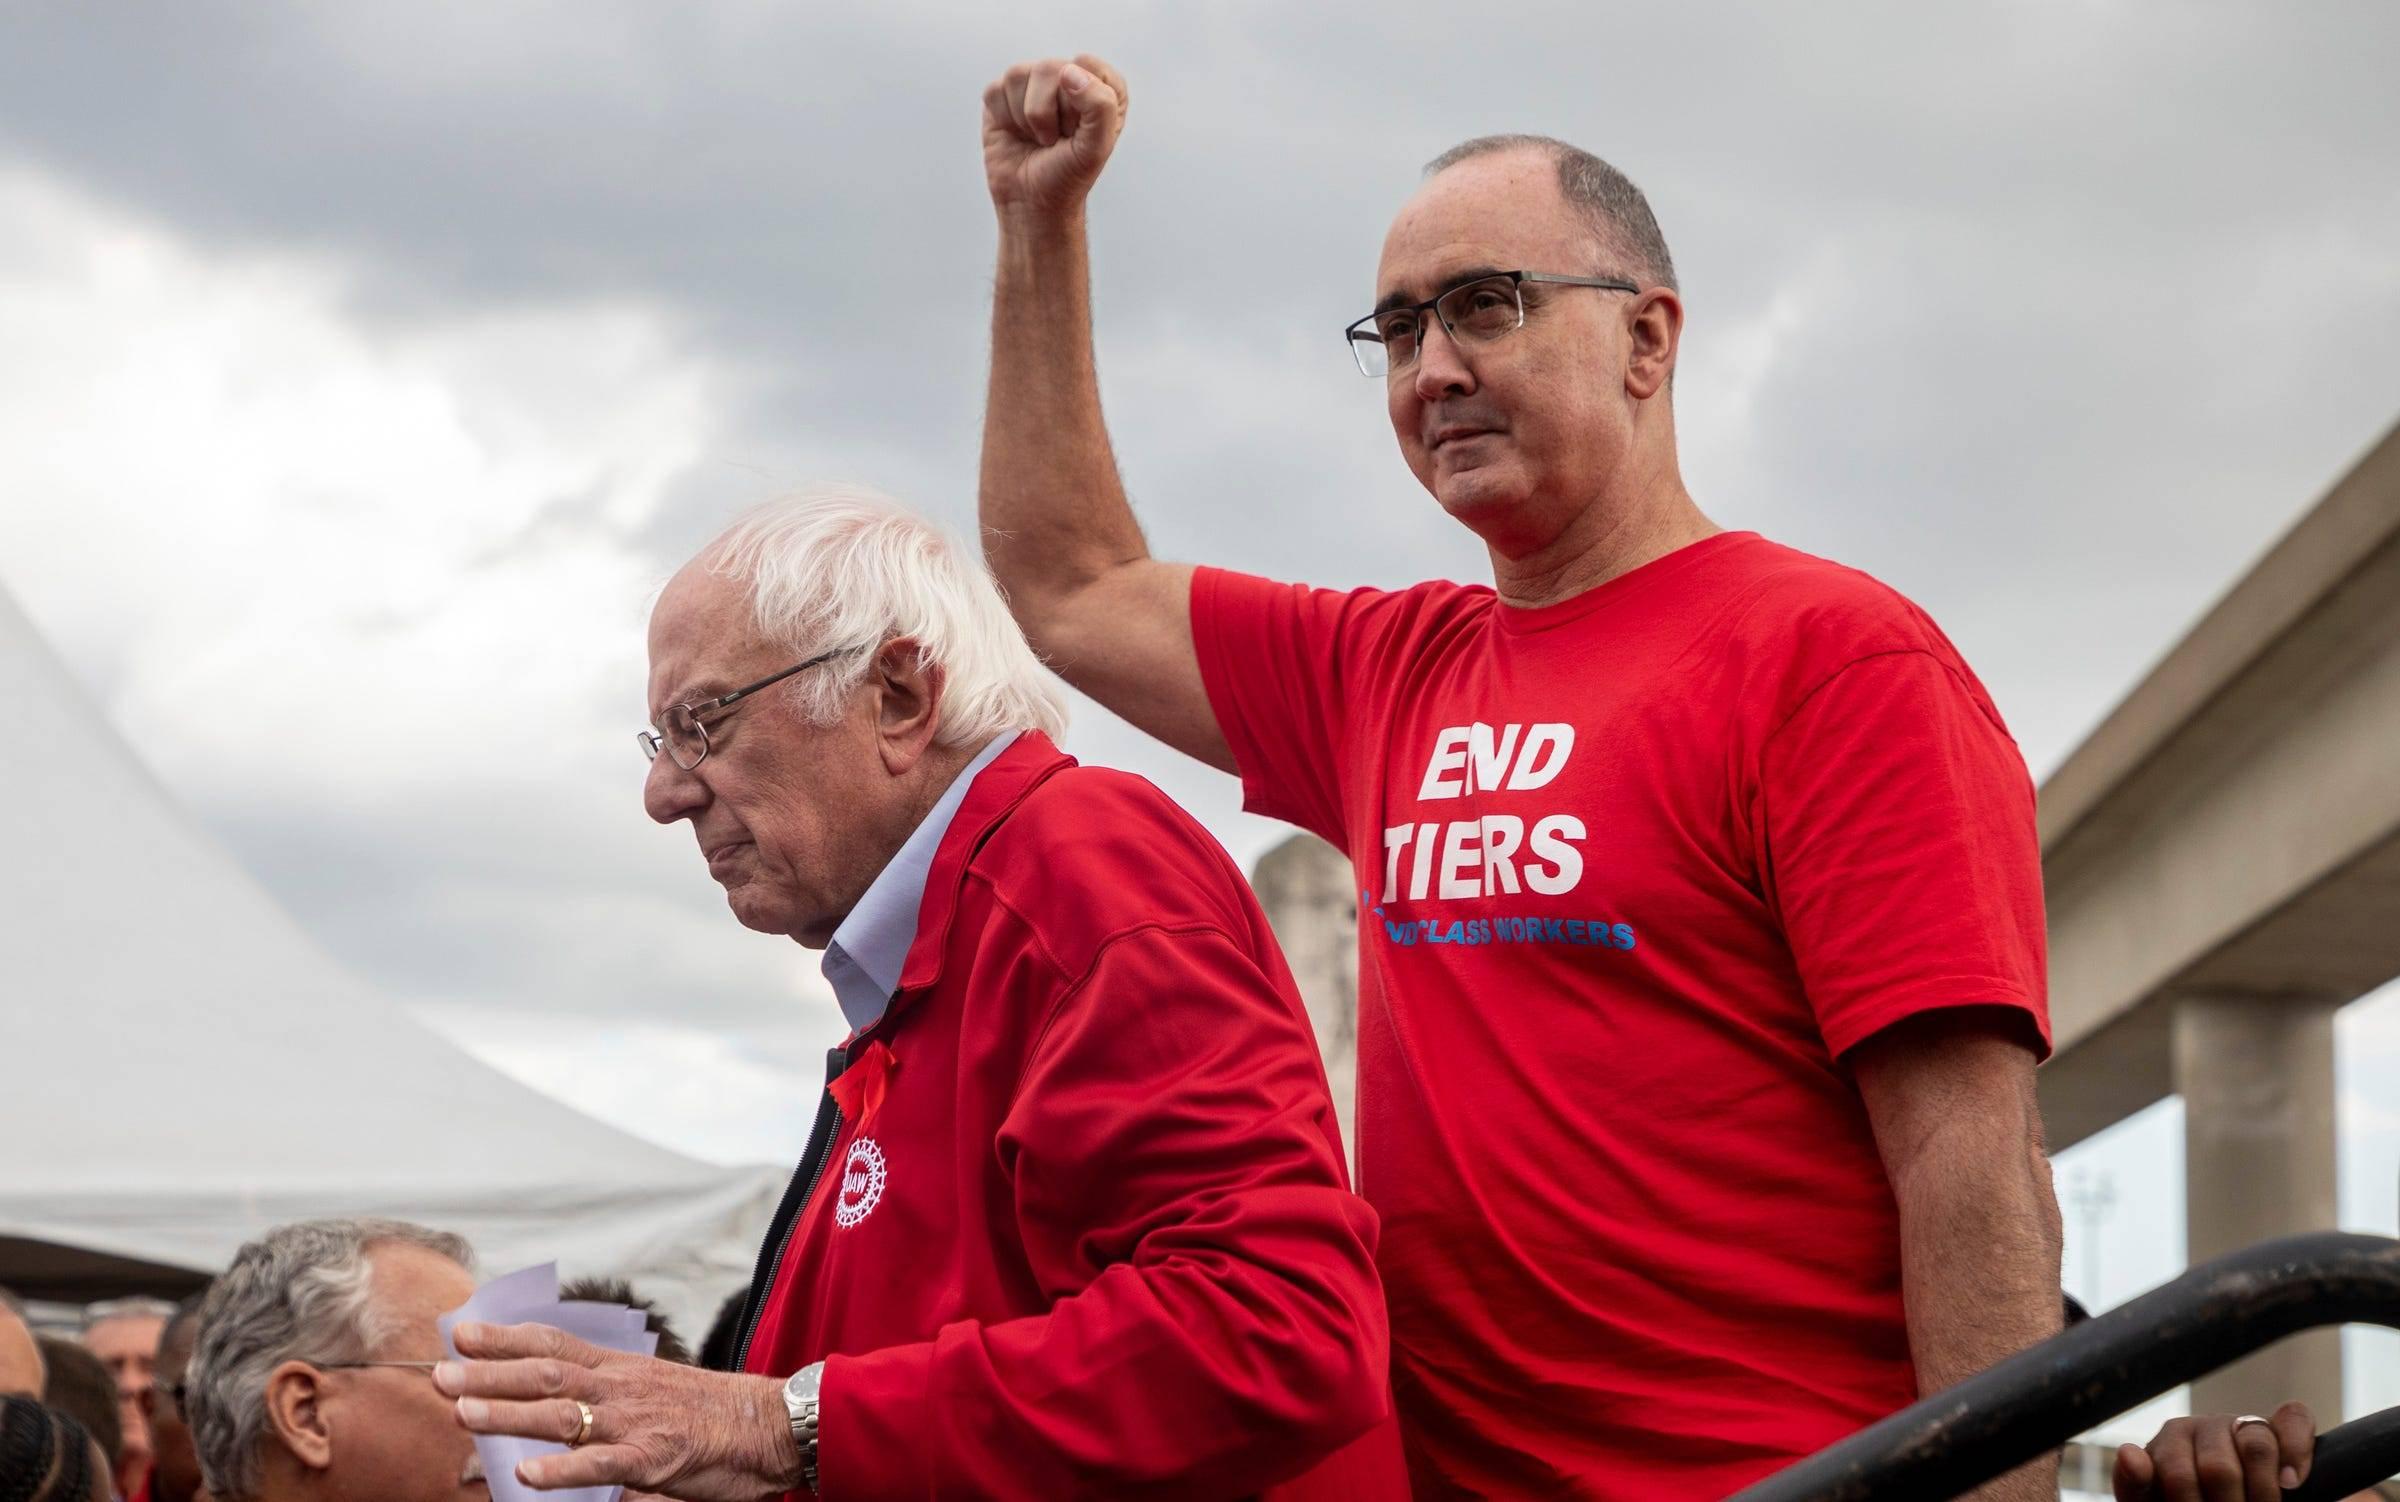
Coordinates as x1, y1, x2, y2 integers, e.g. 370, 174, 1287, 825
0, 1396, 102, 1502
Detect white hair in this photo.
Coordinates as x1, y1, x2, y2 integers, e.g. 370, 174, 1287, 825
186, 1218, 474, 1499
703, 484, 1068, 747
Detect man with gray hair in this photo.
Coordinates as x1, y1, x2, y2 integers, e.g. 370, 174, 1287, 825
185, 1218, 483, 1502
443, 487, 1397, 1498
81, 1293, 175, 1495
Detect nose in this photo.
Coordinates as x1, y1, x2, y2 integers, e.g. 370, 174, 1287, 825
643, 749, 708, 825
1410, 316, 1477, 404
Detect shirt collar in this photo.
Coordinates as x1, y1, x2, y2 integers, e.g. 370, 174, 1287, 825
821, 731, 1019, 1032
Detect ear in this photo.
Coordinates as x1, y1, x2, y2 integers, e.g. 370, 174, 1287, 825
1623, 286, 1683, 402
869, 638, 945, 776
261, 1359, 335, 1472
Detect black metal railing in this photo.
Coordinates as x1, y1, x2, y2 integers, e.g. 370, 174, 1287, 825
1729, 1231, 2400, 1502
2289, 1402, 2400, 1502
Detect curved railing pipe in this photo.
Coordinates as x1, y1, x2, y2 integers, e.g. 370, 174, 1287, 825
1729, 1232, 2400, 1502
2286, 1402, 2400, 1502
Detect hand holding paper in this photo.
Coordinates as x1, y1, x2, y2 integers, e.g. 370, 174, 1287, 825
436, 1264, 802, 1501
435, 1263, 658, 1502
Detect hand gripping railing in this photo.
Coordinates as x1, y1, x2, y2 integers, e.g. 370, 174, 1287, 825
1728, 1232, 2400, 1502
2289, 1401, 2400, 1502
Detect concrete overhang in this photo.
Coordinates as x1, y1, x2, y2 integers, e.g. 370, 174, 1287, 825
2037, 420, 2400, 1151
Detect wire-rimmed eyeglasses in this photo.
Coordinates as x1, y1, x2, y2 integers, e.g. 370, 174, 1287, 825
638, 645, 864, 770
1346, 269, 1640, 377
168, 1361, 441, 1421
316, 1360, 442, 1373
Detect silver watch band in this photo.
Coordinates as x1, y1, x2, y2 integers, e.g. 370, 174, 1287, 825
783, 1360, 824, 1497
794, 1400, 820, 1496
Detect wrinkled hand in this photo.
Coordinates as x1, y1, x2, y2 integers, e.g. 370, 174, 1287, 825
436, 1321, 799, 1499
2112, 1401, 2316, 1501
982, 54, 1129, 219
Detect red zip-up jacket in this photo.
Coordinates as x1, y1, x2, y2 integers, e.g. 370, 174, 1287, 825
736, 731, 1404, 1500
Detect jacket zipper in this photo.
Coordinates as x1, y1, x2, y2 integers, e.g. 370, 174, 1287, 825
730, 1043, 850, 1375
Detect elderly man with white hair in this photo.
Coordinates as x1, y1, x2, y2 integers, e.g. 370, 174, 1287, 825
184, 1217, 484, 1502
442, 487, 1398, 1500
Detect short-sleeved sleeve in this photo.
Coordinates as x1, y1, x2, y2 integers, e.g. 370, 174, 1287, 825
1757, 649, 2051, 1059
1189, 566, 1371, 848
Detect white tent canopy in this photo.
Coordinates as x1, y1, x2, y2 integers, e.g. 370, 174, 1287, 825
0, 581, 782, 1335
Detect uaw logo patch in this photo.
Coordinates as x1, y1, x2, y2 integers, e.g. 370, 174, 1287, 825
833, 1138, 887, 1228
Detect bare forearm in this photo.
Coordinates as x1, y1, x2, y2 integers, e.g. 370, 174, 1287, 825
982, 210, 1150, 617
1893, 1136, 2064, 1499
974, 57, 1226, 766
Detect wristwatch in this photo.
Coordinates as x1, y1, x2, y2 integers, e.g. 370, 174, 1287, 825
782, 1361, 824, 1496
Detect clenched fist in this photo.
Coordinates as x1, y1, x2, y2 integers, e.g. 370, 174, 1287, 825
982, 54, 1129, 219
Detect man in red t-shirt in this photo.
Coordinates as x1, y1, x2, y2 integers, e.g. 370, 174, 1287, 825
977, 56, 2063, 1500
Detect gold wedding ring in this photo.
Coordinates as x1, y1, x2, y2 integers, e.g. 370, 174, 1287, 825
569, 1398, 595, 1449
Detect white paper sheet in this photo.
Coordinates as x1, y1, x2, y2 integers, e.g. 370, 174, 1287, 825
438, 1262, 664, 1502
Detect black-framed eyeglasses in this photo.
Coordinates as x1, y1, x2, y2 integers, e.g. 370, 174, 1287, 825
638, 645, 864, 771
1346, 269, 1640, 377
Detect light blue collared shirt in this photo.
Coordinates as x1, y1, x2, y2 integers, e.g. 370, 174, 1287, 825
821, 731, 1019, 1033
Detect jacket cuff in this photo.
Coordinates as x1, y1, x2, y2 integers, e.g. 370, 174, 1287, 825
814, 1341, 940, 1501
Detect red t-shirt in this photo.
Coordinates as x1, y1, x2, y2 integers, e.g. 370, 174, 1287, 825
1191, 531, 2049, 1500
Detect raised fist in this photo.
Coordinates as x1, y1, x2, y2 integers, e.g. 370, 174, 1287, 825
982, 54, 1129, 218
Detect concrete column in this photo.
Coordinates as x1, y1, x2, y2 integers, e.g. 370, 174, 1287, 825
2173, 990, 2343, 1421
1251, 835, 1360, 1176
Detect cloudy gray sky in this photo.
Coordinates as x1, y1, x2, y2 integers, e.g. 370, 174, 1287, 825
2, 0, 2394, 1433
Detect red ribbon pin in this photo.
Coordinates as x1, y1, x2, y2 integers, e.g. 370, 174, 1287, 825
828, 1040, 897, 1128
